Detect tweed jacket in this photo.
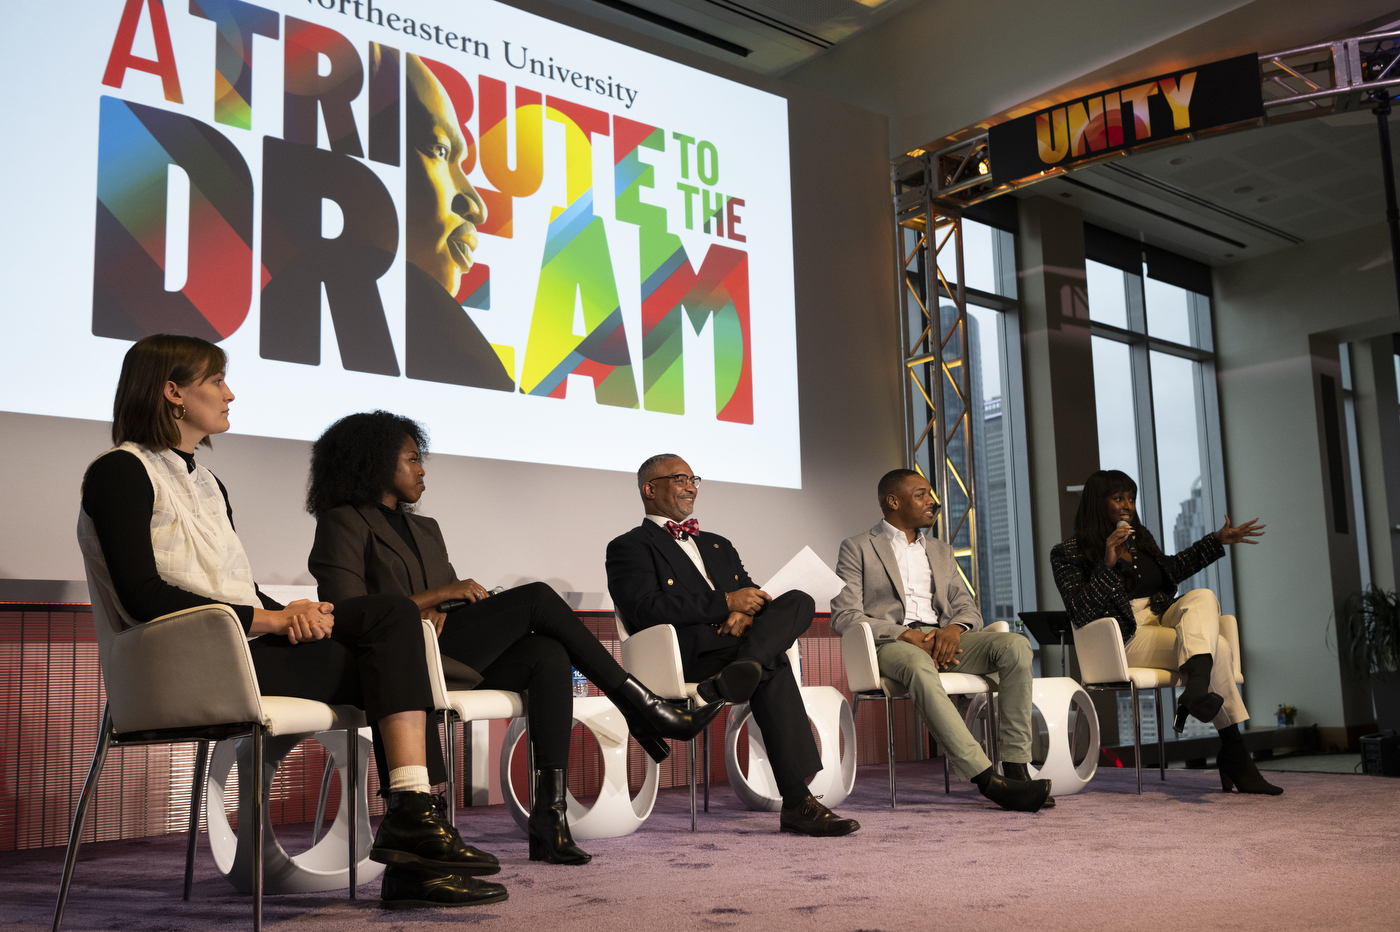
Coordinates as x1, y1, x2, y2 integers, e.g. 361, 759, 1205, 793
830, 521, 983, 645
1049, 530, 1224, 643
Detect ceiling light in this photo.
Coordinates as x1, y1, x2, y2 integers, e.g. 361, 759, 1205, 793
977, 160, 989, 175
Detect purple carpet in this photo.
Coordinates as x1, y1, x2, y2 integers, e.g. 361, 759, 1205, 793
5, 763, 1398, 931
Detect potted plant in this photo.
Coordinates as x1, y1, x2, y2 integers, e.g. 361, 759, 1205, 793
1341, 585, 1400, 732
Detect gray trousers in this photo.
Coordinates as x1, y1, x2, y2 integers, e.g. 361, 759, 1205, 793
875, 627, 1034, 779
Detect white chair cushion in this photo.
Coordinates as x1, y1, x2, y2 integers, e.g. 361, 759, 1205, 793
1127, 667, 1183, 689
260, 698, 365, 736
446, 689, 525, 721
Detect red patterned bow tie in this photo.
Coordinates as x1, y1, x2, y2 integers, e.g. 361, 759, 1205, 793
664, 519, 700, 540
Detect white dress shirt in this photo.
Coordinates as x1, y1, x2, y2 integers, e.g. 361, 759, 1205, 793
646, 514, 714, 589
880, 519, 940, 627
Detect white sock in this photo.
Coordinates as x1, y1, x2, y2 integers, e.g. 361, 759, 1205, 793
388, 765, 431, 795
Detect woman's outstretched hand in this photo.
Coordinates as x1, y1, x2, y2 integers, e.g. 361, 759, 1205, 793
252, 600, 335, 643
451, 579, 492, 603
1104, 524, 1134, 567
422, 608, 447, 637
1217, 516, 1265, 546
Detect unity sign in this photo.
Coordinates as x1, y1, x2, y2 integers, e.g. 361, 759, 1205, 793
85, 0, 795, 452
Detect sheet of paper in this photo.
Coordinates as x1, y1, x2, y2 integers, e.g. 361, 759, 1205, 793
761, 546, 846, 604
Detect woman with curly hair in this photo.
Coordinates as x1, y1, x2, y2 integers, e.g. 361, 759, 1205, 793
307, 411, 723, 865
1050, 469, 1279, 795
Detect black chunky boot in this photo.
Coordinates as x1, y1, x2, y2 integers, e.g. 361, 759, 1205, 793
527, 768, 592, 865
1216, 725, 1283, 795
607, 675, 725, 764
1001, 762, 1055, 808
380, 864, 508, 908
1175, 653, 1224, 732
370, 791, 501, 875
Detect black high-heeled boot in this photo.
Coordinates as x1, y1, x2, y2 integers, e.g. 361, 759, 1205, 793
1216, 725, 1283, 795
1174, 653, 1224, 733
606, 675, 725, 764
527, 768, 592, 864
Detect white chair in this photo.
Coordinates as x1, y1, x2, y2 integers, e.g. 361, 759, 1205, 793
839, 620, 1009, 807
414, 620, 661, 841
1072, 613, 1243, 794
722, 641, 856, 811
613, 610, 708, 829
614, 610, 856, 820
54, 560, 370, 932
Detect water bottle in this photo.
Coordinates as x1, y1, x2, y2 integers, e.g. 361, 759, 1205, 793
571, 668, 589, 698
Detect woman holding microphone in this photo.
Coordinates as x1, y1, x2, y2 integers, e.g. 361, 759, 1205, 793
1050, 469, 1280, 795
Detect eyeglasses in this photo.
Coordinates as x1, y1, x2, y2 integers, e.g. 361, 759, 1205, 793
649, 474, 702, 487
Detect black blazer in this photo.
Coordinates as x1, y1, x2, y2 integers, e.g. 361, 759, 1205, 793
309, 502, 482, 688
605, 520, 756, 659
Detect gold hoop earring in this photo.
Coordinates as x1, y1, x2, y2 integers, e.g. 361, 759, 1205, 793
172, 404, 186, 420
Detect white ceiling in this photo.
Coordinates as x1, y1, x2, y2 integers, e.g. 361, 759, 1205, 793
538, 0, 926, 73
1030, 110, 1400, 267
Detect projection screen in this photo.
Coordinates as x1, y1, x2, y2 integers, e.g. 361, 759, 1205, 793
0, 0, 799, 486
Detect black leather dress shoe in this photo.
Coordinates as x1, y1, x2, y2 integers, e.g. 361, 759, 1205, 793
1000, 762, 1055, 808
978, 773, 1052, 813
429, 795, 502, 867
371, 791, 501, 875
380, 865, 508, 908
778, 794, 860, 837
697, 660, 763, 704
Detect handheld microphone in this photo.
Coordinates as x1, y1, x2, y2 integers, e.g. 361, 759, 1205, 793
436, 587, 505, 613
1116, 520, 1130, 529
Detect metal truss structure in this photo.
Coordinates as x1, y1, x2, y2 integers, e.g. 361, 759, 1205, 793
892, 162, 978, 595
900, 27, 1400, 213
888, 25, 1400, 598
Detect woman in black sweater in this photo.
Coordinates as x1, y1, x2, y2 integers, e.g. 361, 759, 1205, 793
1050, 469, 1280, 795
80, 335, 508, 908
305, 411, 723, 865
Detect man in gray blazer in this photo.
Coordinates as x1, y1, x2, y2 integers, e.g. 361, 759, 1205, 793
832, 469, 1052, 812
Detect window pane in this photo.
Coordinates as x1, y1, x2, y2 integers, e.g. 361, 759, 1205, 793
944, 219, 998, 296
1092, 337, 1139, 483
1149, 351, 1209, 590
1086, 260, 1128, 328
968, 305, 1017, 624
1144, 275, 1192, 345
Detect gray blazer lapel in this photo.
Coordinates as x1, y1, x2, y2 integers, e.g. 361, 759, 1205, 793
869, 523, 905, 605
355, 503, 427, 592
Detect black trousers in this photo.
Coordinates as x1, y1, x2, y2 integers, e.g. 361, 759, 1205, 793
677, 590, 821, 792
435, 582, 629, 770
247, 593, 445, 788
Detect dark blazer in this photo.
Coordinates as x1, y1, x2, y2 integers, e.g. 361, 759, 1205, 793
606, 520, 756, 657
309, 502, 482, 688
1049, 531, 1224, 643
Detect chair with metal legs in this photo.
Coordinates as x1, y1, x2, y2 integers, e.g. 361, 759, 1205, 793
54, 557, 366, 932
613, 610, 709, 830
1072, 614, 1245, 794
838, 620, 1009, 806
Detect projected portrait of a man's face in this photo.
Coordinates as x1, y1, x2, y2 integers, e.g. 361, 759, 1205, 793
405, 53, 486, 297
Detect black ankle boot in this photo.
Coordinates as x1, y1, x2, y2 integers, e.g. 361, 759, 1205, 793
1216, 726, 1283, 795
1175, 653, 1224, 732
1001, 762, 1055, 808
527, 769, 592, 865
371, 792, 500, 875
607, 675, 725, 764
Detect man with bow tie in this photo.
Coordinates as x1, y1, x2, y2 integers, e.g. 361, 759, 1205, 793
605, 454, 860, 837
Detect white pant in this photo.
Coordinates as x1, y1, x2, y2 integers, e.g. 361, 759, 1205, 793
1123, 588, 1249, 728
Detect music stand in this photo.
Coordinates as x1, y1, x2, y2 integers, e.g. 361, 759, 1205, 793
1018, 611, 1074, 678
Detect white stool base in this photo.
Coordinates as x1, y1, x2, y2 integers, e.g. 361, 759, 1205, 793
724, 686, 856, 812
501, 696, 659, 839
207, 729, 383, 894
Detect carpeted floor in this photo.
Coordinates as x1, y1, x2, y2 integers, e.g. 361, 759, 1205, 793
5, 762, 1398, 932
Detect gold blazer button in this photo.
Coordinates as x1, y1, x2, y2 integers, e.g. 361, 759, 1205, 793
667, 579, 674, 585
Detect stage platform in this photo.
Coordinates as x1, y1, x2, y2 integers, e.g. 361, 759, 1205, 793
5, 761, 1397, 932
